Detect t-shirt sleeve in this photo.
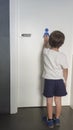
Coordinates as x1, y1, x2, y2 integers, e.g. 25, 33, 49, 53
43, 48, 50, 55
59, 53, 68, 69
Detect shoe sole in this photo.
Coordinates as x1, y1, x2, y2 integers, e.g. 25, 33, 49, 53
48, 125, 54, 128
55, 123, 60, 127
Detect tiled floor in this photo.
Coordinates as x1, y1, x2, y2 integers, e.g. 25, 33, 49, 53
0, 106, 73, 130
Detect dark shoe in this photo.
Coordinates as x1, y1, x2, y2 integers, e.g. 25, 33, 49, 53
42, 116, 54, 128
54, 118, 60, 126
47, 119, 54, 128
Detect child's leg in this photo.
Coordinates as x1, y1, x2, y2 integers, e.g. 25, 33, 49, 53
54, 96, 61, 118
47, 97, 53, 119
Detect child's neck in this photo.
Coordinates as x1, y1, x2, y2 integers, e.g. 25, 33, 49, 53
51, 47, 59, 51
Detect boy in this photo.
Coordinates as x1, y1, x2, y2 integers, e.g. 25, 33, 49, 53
42, 30, 68, 128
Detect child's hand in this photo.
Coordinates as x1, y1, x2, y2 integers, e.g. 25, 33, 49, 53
63, 80, 67, 89
64, 82, 67, 88
44, 35, 49, 44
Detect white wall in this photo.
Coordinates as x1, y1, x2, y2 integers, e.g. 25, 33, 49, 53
10, 0, 73, 113
70, 55, 73, 109
70, 26, 73, 109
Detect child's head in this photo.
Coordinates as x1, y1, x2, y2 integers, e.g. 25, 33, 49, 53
49, 31, 65, 48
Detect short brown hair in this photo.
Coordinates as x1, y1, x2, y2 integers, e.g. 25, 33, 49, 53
49, 31, 65, 48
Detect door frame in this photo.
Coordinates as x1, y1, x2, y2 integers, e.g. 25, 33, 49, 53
10, 0, 18, 114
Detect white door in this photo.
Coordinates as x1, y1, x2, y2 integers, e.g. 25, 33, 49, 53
16, 0, 72, 108
17, 0, 45, 107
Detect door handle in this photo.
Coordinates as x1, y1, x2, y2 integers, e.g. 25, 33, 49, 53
21, 33, 31, 37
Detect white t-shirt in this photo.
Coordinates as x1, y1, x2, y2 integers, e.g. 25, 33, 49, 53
42, 48, 68, 79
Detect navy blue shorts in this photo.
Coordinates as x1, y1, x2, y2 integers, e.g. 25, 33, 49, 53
43, 79, 67, 97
